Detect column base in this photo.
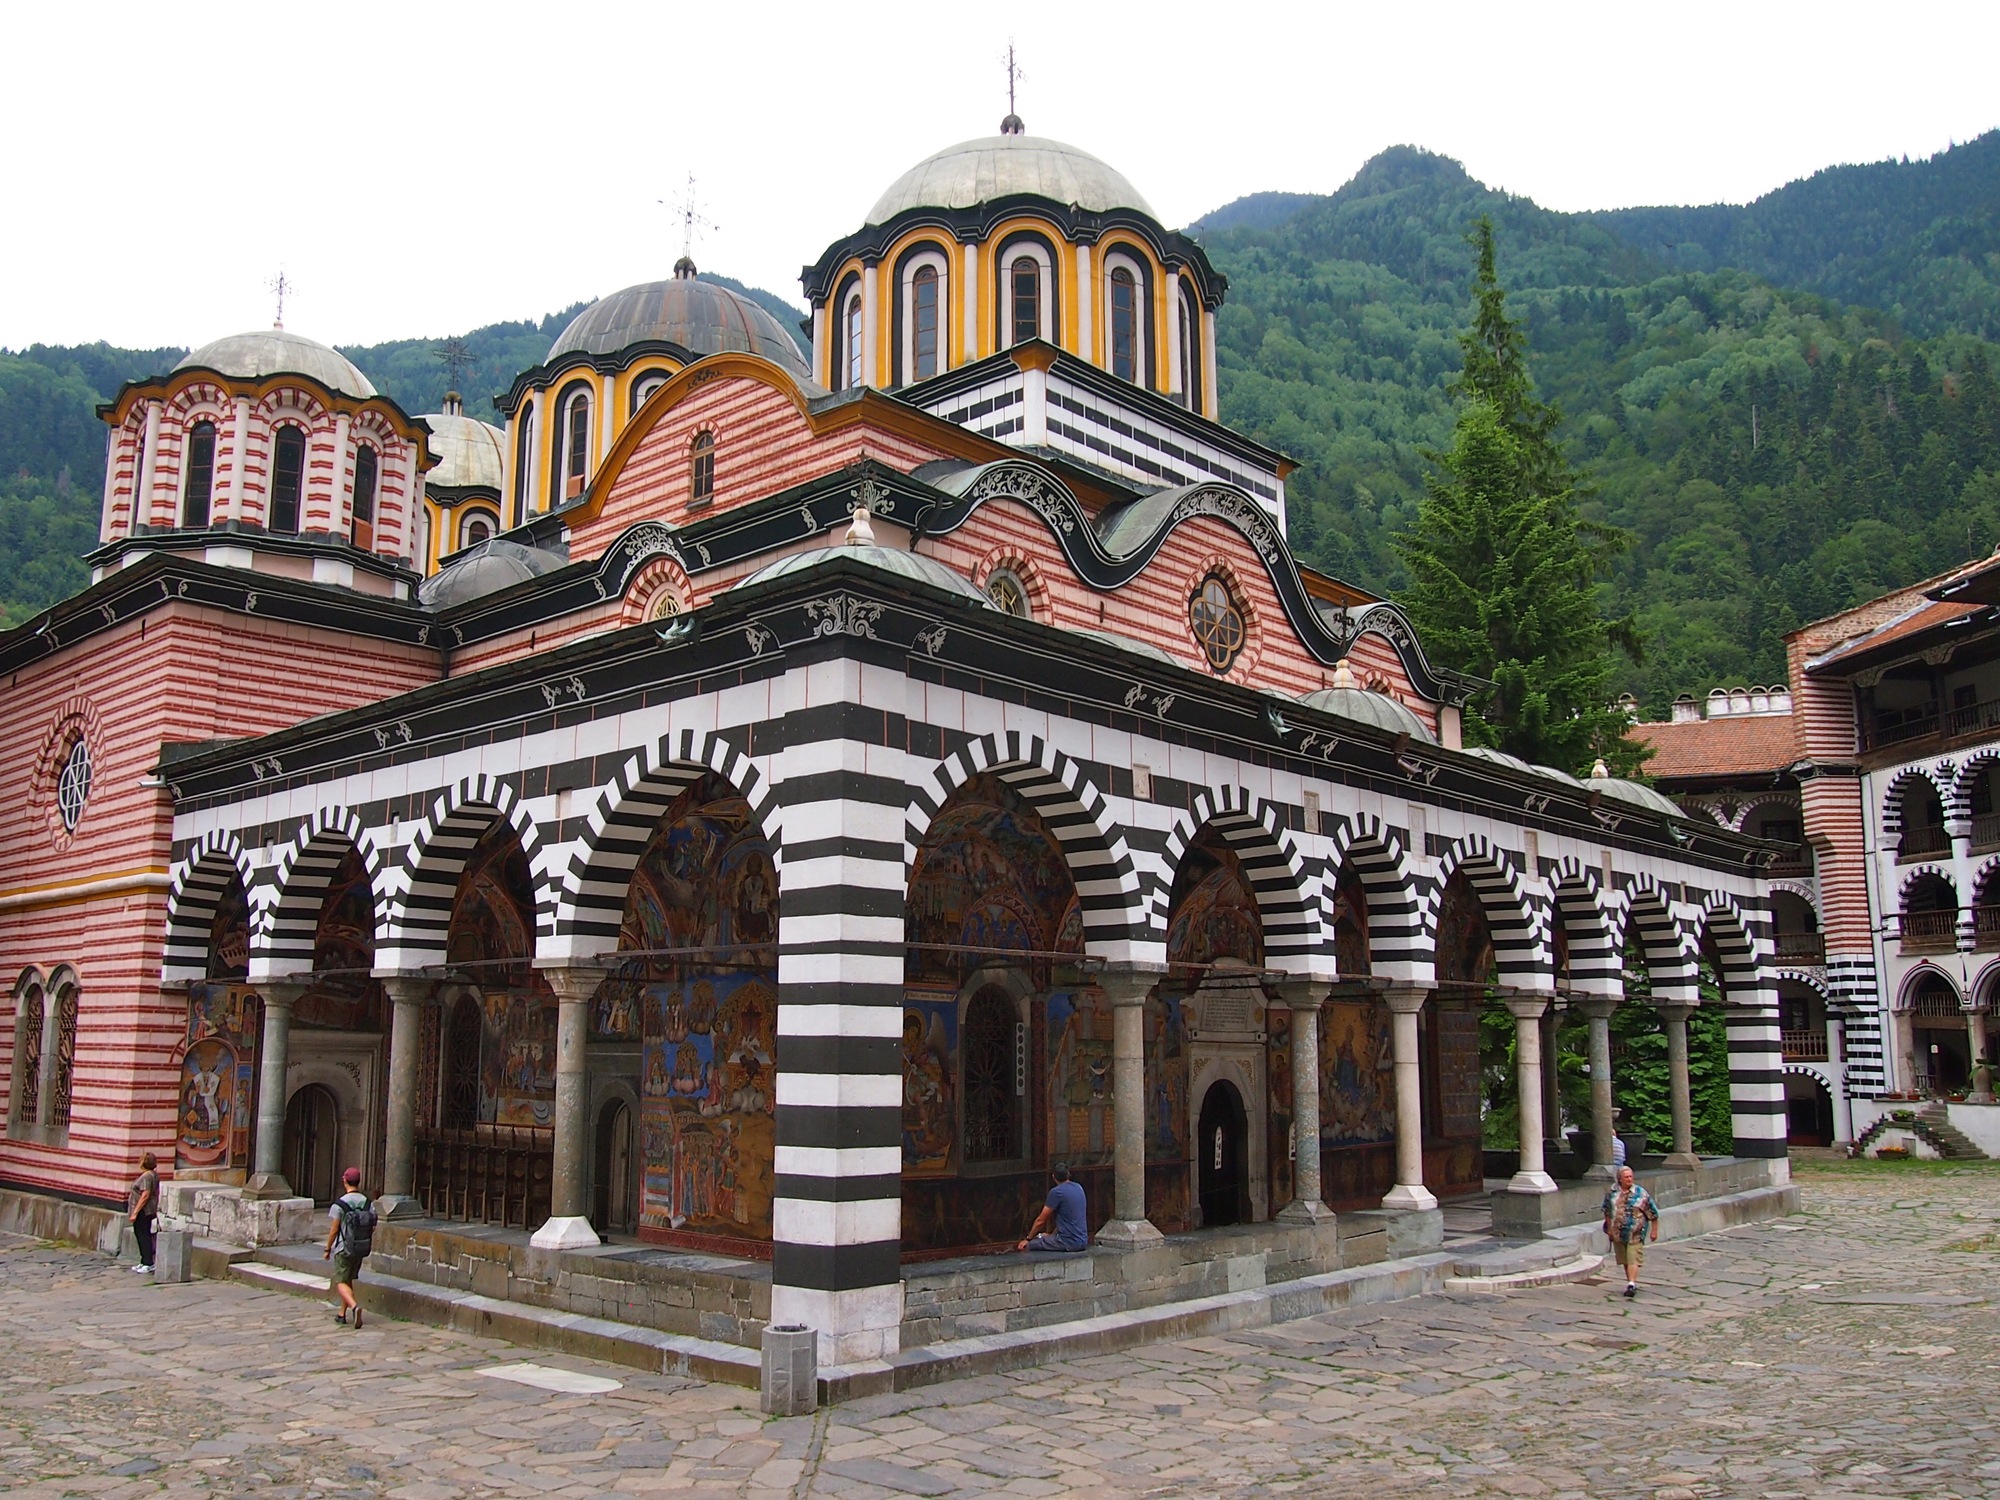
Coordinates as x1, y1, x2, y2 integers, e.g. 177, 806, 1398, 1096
374, 1193, 425, 1221
1968, 1091, 1996, 1106
530, 1215, 602, 1250
1095, 1217, 1165, 1249
1379, 1182, 1438, 1213
1661, 1152, 1703, 1171
1583, 1163, 1618, 1183
1275, 1198, 1336, 1226
1507, 1169, 1558, 1195
241, 1171, 296, 1202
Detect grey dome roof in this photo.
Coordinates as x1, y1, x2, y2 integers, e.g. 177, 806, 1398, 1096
1460, 746, 1583, 788
422, 409, 505, 491
548, 275, 808, 375
867, 133, 1156, 224
1587, 776, 1685, 817
176, 327, 375, 398
418, 538, 567, 608
734, 544, 991, 605
1296, 685, 1436, 743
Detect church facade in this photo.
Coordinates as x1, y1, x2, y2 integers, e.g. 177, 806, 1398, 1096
1, 123, 1784, 1364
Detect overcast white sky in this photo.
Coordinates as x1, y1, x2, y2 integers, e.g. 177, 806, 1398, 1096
3, 2, 1995, 351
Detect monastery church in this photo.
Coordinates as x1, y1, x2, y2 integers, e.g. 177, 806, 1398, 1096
0, 118, 1788, 1365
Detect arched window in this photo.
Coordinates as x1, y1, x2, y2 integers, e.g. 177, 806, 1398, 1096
911, 264, 941, 381
842, 286, 864, 390
1110, 266, 1141, 383
8, 976, 43, 1130
1189, 574, 1246, 672
630, 369, 671, 415
985, 566, 1031, 619
1011, 259, 1041, 347
512, 406, 536, 521
442, 994, 482, 1130
1178, 285, 1200, 410
47, 973, 77, 1131
459, 511, 496, 550
55, 734, 90, 832
182, 420, 216, 528
350, 443, 377, 550
689, 431, 715, 507
962, 987, 1020, 1162
559, 388, 591, 500
270, 426, 306, 534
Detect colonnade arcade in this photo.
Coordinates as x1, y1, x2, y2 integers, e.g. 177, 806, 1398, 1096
162, 751, 1772, 1259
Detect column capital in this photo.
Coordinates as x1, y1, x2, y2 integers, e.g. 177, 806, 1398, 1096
1503, 990, 1551, 1021
257, 978, 311, 1009
1272, 972, 1337, 1012
536, 960, 613, 1003
1095, 961, 1166, 1007
377, 972, 434, 1006
1574, 995, 1620, 1021
1653, 1001, 1699, 1024
1382, 985, 1431, 1016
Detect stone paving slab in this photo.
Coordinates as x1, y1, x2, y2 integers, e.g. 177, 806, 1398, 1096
6, 1166, 2000, 1497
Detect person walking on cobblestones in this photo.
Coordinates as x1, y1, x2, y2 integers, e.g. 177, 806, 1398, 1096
322, 1167, 375, 1327
1602, 1164, 1658, 1298
127, 1152, 159, 1275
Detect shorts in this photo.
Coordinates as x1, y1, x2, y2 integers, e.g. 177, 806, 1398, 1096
1610, 1238, 1644, 1270
330, 1253, 363, 1286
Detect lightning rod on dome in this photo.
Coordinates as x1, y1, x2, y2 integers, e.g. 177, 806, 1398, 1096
268, 268, 291, 330
1000, 40, 1025, 134
660, 173, 717, 280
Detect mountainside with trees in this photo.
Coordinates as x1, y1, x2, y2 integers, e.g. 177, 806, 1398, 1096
4, 135, 1998, 707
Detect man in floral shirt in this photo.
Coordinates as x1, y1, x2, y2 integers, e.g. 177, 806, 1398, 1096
1601, 1165, 1659, 1299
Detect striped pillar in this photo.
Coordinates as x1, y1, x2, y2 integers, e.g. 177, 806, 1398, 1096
1726, 974, 1788, 1160
769, 728, 906, 1366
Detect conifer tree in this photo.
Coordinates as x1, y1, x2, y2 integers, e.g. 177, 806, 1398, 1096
1395, 219, 1646, 776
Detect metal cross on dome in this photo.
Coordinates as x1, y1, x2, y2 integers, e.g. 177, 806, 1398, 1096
433, 337, 474, 390
661, 174, 717, 271
268, 269, 292, 329
1000, 41, 1026, 133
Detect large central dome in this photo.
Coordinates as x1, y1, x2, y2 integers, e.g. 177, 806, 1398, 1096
866, 132, 1156, 224
548, 271, 808, 376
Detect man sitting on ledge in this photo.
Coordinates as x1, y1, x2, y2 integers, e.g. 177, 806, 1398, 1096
1017, 1161, 1090, 1253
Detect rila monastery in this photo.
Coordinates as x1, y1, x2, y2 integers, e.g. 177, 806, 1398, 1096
3, 105, 1997, 1413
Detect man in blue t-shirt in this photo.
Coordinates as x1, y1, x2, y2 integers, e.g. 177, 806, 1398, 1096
1016, 1162, 1089, 1253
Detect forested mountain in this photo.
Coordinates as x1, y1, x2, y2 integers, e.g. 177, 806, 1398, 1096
4, 137, 1999, 707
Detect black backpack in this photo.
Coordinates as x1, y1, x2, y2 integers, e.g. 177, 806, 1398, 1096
339, 1196, 377, 1259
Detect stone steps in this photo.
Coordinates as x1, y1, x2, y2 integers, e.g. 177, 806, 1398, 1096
1914, 1106, 1989, 1160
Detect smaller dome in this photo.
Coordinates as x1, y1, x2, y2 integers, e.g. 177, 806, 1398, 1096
734, 544, 991, 606
422, 407, 505, 491
418, 537, 566, 608
867, 133, 1157, 224
1587, 775, 1685, 818
176, 327, 375, 398
1296, 685, 1436, 743
1070, 627, 1178, 665
549, 274, 808, 375
1460, 745, 1583, 788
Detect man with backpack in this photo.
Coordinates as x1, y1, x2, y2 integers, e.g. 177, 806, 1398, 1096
322, 1167, 376, 1327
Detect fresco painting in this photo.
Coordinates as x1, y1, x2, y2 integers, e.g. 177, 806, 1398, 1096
1046, 990, 1112, 1165
902, 990, 957, 1175
1331, 868, 1371, 977
1165, 829, 1263, 984
210, 878, 250, 980
1144, 991, 1189, 1163
178, 981, 258, 1170
1266, 1006, 1294, 1212
616, 775, 779, 1245
1320, 998, 1395, 1146
439, 821, 557, 1127
296, 847, 384, 1032
1435, 871, 1497, 988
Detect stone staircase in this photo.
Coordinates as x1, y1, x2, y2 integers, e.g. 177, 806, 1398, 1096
1915, 1104, 1990, 1160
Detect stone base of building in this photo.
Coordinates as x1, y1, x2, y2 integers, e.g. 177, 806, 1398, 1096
1489, 1156, 1789, 1239
0, 1184, 123, 1252
158, 1180, 318, 1248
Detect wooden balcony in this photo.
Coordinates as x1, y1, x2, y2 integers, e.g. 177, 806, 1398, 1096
1898, 908, 1960, 953
1772, 932, 1826, 965
1898, 824, 1952, 861
1781, 1029, 1829, 1061
1976, 905, 2000, 951
1973, 813, 2000, 854
1767, 848, 1815, 876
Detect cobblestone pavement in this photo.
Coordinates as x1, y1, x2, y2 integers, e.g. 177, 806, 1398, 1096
5, 1165, 1998, 1499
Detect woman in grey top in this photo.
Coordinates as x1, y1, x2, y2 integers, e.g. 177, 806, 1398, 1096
127, 1152, 159, 1274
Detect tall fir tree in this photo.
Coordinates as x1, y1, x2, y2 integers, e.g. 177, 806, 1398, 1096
1395, 218, 1647, 776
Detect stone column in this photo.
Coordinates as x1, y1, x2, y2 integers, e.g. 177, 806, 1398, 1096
377, 974, 430, 1219
1275, 976, 1335, 1225
1506, 991, 1557, 1193
1657, 1003, 1701, 1169
1540, 1002, 1562, 1163
532, 963, 608, 1249
1827, 1012, 1854, 1144
243, 979, 309, 1200
1968, 1006, 1994, 1104
1578, 995, 1620, 1182
1096, 963, 1167, 1248
1381, 987, 1438, 1211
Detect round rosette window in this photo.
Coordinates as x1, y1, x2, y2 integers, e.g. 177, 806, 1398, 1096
985, 566, 1032, 619
55, 736, 92, 831
1189, 575, 1246, 672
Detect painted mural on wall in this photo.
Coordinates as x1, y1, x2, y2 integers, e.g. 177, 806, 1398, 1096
902, 990, 957, 1176
296, 847, 384, 1032
179, 880, 256, 1170
1046, 989, 1112, 1166
1331, 868, 1371, 978
1435, 871, 1498, 989
617, 774, 779, 1244
446, 822, 557, 1127
1165, 828, 1264, 985
1321, 999, 1395, 1145
1266, 1007, 1295, 1212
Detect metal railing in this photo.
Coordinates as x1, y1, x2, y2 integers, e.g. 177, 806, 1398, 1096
1772, 932, 1826, 964
1949, 697, 2000, 739
1866, 695, 2000, 751
1897, 908, 1960, 952
1781, 1029, 1829, 1061
412, 1124, 553, 1229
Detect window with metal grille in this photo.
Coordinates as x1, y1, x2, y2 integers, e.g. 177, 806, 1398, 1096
10, 983, 43, 1127
912, 265, 940, 381
56, 736, 90, 832
49, 981, 77, 1129
1011, 260, 1040, 347
182, 421, 216, 528
962, 987, 1018, 1162
1189, 575, 1246, 672
350, 444, 377, 550
986, 567, 1031, 619
1110, 267, 1139, 382
270, 426, 306, 533
443, 995, 483, 1129
690, 431, 715, 507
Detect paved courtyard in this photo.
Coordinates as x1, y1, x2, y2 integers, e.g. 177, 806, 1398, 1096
4, 1163, 1997, 1499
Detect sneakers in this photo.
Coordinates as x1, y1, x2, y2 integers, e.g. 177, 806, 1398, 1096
335, 1310, 348, 1325
131, 1263, 152, 1274
1622, 1283, 1638, 1299
353, 1306, 363, 1329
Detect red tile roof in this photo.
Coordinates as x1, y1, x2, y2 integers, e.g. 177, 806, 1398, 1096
1628, 713, 1798, 781
1805, 598, 1985, 673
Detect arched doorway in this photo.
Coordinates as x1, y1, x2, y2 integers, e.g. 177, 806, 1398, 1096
594, 1098, 636, 1235
1784, 1074, 1834, 1147
283, 1084, 341, 1204
442, 994, 483, 1129
1197, 1080, 1248, 1227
